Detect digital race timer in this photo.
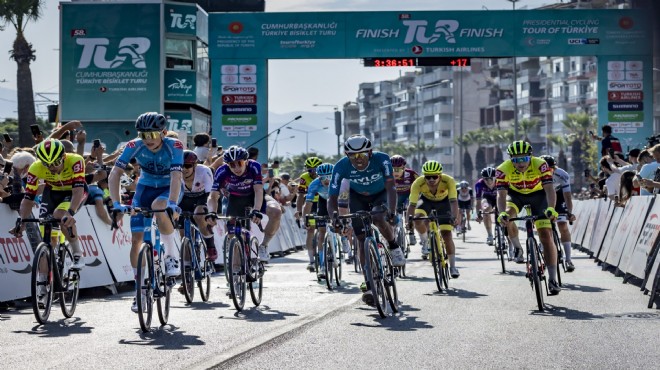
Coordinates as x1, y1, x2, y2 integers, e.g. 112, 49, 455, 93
363, 57, 470, 67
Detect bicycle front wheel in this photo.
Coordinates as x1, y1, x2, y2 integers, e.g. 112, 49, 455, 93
136, 243, 154, 332
648, 266, 660, 309
366, 238, 387, 318
228, 237, 246, 311
180, 237, 195, 304
222, 235, 231, 283
528, 238, 545, 312
383, 250, 399, 313
352, 234, 361, 273
197, 236, 212, 302
323, 233, 335, 290
156, 248, 171, 326
31, 243, 53, 324
429, 233, 443, 293
248, 237, 263, 306
334, 235, 343, 286
59, 244, 80, 318
552, 226, 565, 285
496, 225, 507, 274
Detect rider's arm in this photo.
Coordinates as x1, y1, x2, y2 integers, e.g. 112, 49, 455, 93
450, 199, 459, 220
108, 166, 126, 205
406, 177, 421, 218
17, 198, 35, 219
208, 190, 220, 213
253, 184, 264, 211
327, 195, 339, 217
496, 189, 508, 216
20, 164, 40, 218
564, 191, 573, 214
168, 139, 185, 204
543, 182, 556, 209
303, 201, 313, 217
385, 177, 397, 215
68, 157, 87, 213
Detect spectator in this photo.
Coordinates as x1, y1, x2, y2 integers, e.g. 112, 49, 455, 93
618, 170, 639, 206
277, 172, 297, 206
638, 144, 660, 195
192, 132, 211, 162
60, 139, 75, 153
271, 160, 280, 178
248, 147, 259, 161
165, 131, 179, 138
591, 124, 623, 157
600, 156, 621, 201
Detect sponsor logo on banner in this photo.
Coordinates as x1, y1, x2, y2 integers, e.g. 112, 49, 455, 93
607, 61, 625, 71
222, 105, 257, 115
240, 65, 257, 74
608, 102, 643, 111
222, 84, 257, 94
608, 91, 643, 101
167, 78, 193, 94
76, 37, 151, 69
568, 38, 599, 45
355, 20, 504, 44
222, 95, 257, 104
170, 12, 196, 30
608, 111, 644, 122
607, 71, 625, 80
240, 74, 257, 84
608, 81, 643, 91
221, 65, 238, 74
221, 74, 239, 84
222, 115, 258, 125
626, 71, 643, 80
0, 237, 32, 274
626, 61, 643, 70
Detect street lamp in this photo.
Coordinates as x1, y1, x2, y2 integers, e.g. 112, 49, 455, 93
269, 135, 295, 158
313, 104, 342, 156
415, 79, 451, 167
508, 0, 521, 140
287, 126, 329, 155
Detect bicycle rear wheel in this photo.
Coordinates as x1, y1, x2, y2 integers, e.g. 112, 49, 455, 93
496, 225, 507, 274
59, 244, 80, 318
383, 250, 399, 313
181, 237, 195, 304
222, 235, 231, 283
528, 238, 545, 312
156, 249, 171, 326
228, 237, 246, 311
334, 235, 343, 286
323, 233, 335, 290
136, 243, 154, 332
248, 237, 263, 306
441, 238, 450, 291
552, 225, 565, 285
197, 236, 212, 302
366, 238, 387, 318
352, 234, 361, 273
430, 234, 443, 293
31, 244, 53, 324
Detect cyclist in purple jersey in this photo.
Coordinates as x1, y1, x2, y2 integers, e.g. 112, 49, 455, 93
475, 167, 498, 245
109, 112, 184, 313
208, 146, 281, 262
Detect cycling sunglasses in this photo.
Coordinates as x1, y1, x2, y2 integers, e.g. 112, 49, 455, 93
137, 131, 161, 140
319, 175, 331, 181
47, 157, 64, 168
347, 152, 369, 160
228, 160, 246, 168
424, 175, 439, 180
510, 156, 531, 164
183, 163, 195, 169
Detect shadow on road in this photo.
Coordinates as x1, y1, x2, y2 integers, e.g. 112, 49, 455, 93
119, 325, 205, 349
531, 304, 604, 320
560, 283, 609, 293
350, 305, 433, 331
172, 300, 230, 310
12, 317, 94, 337
224, 305, 299, 322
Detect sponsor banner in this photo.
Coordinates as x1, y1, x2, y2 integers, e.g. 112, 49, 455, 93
75, 207, 115, 289
0, 206, 33, 301
209, 9, 651, 58
222, 95, 257, 104
608, 122, 643, 128
60, 3, 161, 121
165, 70, 196, 103
88, 206, 134, 283
608, 111, 643, 121
607, 80, 643, 91
618, 196, 653, 275
165, 111, 193, 135
165, 3, 197, 36
608, 91, 643, 101
222, 105, 257, 115
608, 102, 643, 111
221, 115, 258, 125
221, 84, 257, 95
604, 196, 648, 268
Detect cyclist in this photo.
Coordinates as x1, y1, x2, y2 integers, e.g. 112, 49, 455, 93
406, 160, 461, 276
392, 154, 418, 247
540, 154, 577, 272
302, 163, 335, 275
496, 140, 561, 295
327, 135, 404, 305
11, 139, 88, 273
456, 180, 473, 233
108, 112, 185, 313
207, 146, 277, 262
475, 167, 498, 245
295, 156, 322, 271
178, 150, 217, 261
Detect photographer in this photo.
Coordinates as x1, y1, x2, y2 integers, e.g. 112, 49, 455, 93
590, 124, 623, 157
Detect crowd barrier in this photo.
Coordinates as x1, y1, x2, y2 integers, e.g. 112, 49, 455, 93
0, 203, 306, 302
570, 195, 660, 303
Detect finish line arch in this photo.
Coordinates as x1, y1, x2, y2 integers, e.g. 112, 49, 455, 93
208, 9, 653, 156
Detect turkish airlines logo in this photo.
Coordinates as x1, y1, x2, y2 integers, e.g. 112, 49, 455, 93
76, 37, 151, 69
403, 20, 459, 44
170, 13, 196, 30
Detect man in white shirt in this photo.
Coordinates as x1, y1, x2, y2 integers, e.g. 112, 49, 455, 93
638, 145, 660, 195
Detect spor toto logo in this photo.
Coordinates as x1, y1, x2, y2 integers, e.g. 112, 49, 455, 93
76, 37, 151, 69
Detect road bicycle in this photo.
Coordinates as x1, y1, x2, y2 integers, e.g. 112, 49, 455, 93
412, 211, 453, 293
508, 205, 547, 311
310, 215, 342, 290
550, 221, 566, 286
351, 232, 361, 273
394, 205, 409, 277
456, 208, 469, 242
179, 211, 214, 304
484, 210, 510, 273
17, 217, 80, 324
216, 213, 265, 312
337, 209, 398, 318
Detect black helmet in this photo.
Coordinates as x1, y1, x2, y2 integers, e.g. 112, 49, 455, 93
135, 112, 167, 132
481, 167, 496, 178
540, 155, 556, 168
223, 145, 248, 162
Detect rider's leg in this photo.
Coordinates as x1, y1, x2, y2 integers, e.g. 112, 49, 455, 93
193, 205, 217, 260
153, 197, 179, 258
537, 226, 558, 281
441, 229, 457, 267
262, 198, 282, 248
558, 221, 573, 262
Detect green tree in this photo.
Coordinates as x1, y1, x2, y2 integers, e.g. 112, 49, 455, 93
547, 134, 569, 170
561, 112, 597, 189
0, 0, 44, 146
519, 117, 541, 142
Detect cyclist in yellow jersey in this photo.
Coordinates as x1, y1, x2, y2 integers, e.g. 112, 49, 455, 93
495, 140, 561, 295
406, 160, 462, 278
11, 139, 88, 270
295, 156, 323, 271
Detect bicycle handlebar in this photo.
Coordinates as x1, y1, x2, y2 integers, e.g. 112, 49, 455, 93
16, 218, 75, 238
215, 215, 265, 232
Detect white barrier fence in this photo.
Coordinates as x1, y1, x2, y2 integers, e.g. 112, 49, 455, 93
0, 203, 306, 302
570, 196, 660, 298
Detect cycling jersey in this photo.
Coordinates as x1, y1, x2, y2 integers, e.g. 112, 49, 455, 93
183, 164, 214, 196
305, 177, 329, 201
115, 137, 184, 188
457, 188, 473, 202
552, 167, 571, 193
495, 157, 553, 195
474, 178, 497, 199
395, 168, 418, 194
297, 172, 318, 202
329, 151, 393, 197
408, 174, 457, 204
25, 153, 86, 200
212, 160, 262, 196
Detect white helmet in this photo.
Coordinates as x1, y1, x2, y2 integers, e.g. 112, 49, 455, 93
344, 135, 372, 154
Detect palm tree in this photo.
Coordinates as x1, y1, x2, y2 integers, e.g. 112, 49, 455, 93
491, 128, 514, 164
547, 134, 570, 170
519, 117, 541, 142
0, 0, 44, 146
561, 112, 597, 189
455, 131, 479, 181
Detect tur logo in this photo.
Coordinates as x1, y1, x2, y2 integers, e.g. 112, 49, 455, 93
76, 37, 151, 69
402, 20, 459, 44
170, 13, 196, 30
168, 78, 193, 94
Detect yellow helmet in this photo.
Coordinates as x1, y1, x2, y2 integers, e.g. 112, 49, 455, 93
36, 139, 65, 165
422, 160, 443, 175
304, 156, 322, 169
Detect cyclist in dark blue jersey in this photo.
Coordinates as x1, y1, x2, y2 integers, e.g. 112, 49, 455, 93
475, 167, 498, 245
109, 112, 185, 313
327, 135, 404, 306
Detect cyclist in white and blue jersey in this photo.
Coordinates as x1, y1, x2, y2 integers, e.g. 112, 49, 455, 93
327, 135, 404, 306
302, 163, 333, 272
108, 112, 185, 313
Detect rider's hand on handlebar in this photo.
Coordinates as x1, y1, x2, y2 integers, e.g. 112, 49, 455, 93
9, 218, 23, 237
544, 206, 559, 220
497, 212, 509, 224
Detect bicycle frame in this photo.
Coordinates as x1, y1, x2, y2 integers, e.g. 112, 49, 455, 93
139, 209, 169, 299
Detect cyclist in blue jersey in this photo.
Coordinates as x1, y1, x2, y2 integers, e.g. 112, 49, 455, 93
108, 112, 185, 313
475, 167, 498, 245
207, 146, 280, 262
302, 163, 334, 272
327, 135, 404, 306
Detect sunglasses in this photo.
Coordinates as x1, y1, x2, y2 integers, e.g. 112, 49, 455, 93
393, 167, 404, 172
320, 175, 331, 181
424, 175, 439, 180
47, 157, 64, 168
511, 156, 531, 164
307, 167, 317, 173
228, 160, 245, 168
347, 152, 369, 160
137, 131, 161, 140
183, 163, 195, 169
485, 177, 494, 181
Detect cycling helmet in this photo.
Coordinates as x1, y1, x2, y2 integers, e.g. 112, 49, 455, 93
183, 150, 198, 165
390, 155, 406, 168
421, 160, 443, 175
304, 156, 322, 169
316, 163, 334, 176
540, 154, 556, 168
36, 139, 65, 165
459, 180, 469, 189
223, 145, 248, 162
135, 112, 167, 132
344, 135, 372, 154
507, 140, 533, 156
481, 167, 497, 178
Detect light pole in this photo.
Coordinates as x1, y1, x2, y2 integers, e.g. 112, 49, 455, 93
415, 79, 451, 167
269, 135, 295, 158
287, 126, 329, 155
508, 0, 520, 140
313, 104, 341, 156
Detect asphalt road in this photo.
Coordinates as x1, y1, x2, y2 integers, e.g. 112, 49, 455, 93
1, 223, 659, 369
